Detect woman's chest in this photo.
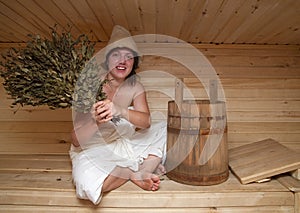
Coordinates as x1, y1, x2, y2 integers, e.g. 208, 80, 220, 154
104, 84, 135, 107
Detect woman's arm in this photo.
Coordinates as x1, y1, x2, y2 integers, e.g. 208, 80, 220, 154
93, 91, 151, 129
127, 91, 151, 129
70, 109, 112, 147
71, 120, 97, 147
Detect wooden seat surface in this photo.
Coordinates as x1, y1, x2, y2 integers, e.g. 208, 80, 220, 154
0, 153, 296, 212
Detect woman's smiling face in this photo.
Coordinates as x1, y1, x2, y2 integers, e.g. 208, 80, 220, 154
107, 48, 135, 80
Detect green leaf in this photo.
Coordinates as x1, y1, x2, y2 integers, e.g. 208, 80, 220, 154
0, 24, 96, 111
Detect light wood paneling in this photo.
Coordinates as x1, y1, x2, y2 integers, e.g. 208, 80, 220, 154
0, 44, 299, 211
0, 44, 299, 153
0, 0, 299, 45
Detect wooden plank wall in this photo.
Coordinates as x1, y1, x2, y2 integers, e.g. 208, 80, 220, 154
0, 0, 299, 45
0, 44, 299, 154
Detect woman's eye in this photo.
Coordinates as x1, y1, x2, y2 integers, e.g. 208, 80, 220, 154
125, 55, 134, 60
111, 52, 120, 57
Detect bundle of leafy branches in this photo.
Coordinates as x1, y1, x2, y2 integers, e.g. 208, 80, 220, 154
0, 25, 107, 113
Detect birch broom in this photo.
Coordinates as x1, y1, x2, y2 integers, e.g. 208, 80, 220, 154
0, 25, 107, 113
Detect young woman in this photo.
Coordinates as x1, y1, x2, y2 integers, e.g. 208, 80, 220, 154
69, 26, 167, 204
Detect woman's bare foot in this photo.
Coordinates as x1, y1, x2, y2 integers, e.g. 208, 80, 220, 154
154, 164, 166, 176
130, 171, 161, 191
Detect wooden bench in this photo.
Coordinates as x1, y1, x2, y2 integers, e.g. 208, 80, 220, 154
0, 152, 299, 212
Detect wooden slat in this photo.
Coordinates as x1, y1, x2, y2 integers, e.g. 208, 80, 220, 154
0, 167, 290, 193
138, 0, 156, 35
0, 154, 69, 161
103, 0, 128, 29
196, 44, 300, 56
236, 0, 294, 44
227, 111, 300, 122
228, 132, 300, 143
149, 108, 300, 122
0, 132, 71, 143
261, 9, 300, 45
0, 143, 70, 154
147, 96, 300, 112
228, 122, 300, 134
223, 0, 275, 44
0, 157, 71, 172
229, 143, 300, 154
276, 175, 300, 192
0, 171, 73, 191
51, 0, 94, 36
226, 100, 300, 111
155, 0, 172, 42
214, 0, 260, 43
139, 52, 300, 68
179, 0, 207, 41
70, 0, 107, 41
0, 108, 72, 121
0, 206, 295, 213
33, 0, 82, 36
166, 0, 190, 39
0, 1, 48, 40
209, 54, 300, 68
121, 0, 143, 35
86, 0, 113, 37
0, 172, 293, 207
6, 0, 55, 36
139, 66, 300, 79
0, 121, 73, 133
201, 0, 245, 43
185, 78, 300, 89
144, 86, 300, 100
250, 0, 299, 44
0, 188, 293, 208
0, 16, 28, 42
188, 0, 224, 43
186, 88, 300, 99
296, 193, 300, 213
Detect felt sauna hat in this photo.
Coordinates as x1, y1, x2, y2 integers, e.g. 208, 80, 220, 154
104, 25, 141, 58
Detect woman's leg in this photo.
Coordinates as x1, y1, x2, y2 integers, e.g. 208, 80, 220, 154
102, 166, 132, 192
103, 155, 165, 192
130, 155, 163, 191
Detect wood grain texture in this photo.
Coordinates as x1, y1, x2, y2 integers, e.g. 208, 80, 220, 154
276, 175, 300, 192
0, 0, 298, 45
229, 138, 300, 184
0, 44, 299, 211
1, 206, 295, 213
0, 151, 295, 211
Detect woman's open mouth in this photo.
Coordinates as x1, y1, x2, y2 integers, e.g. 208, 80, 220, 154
116, 66, 126, 71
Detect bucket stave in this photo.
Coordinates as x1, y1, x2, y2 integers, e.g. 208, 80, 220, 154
165, 100, 229, 186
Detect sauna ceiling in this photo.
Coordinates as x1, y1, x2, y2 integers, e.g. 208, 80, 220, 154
0, 0, 299, 45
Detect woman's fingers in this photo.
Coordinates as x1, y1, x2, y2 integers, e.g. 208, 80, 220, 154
96, 109, 112, 120
93, 99, 111, 109
92, 100, 113, 124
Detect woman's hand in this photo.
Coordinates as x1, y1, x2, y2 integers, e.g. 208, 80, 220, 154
93, 94, 151, 129
92, 99, 114, 124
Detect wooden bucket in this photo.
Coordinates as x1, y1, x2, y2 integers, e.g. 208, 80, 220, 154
165, 100, 229, 185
